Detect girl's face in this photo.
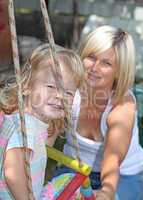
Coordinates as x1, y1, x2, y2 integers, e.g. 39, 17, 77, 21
26, 60, 77, 122
83, 47, 118, 92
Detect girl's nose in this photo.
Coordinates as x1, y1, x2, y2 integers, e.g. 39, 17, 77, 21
56, 90, 63, 100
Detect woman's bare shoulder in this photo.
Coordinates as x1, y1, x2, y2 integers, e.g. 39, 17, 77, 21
108, 92, 136, 126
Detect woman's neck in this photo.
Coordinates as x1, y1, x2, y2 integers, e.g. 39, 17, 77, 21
80, 84, 111, 111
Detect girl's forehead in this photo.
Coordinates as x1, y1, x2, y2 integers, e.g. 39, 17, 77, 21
39, 57, 65, 70
32, 61, 78, 90
34, 61, 71, 82
35, 66, 55, 82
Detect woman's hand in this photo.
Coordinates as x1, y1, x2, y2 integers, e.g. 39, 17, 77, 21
95, 189, 115, 200
94, 184, 115, 200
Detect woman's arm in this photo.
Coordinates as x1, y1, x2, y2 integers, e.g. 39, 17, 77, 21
4, 148, 31, 200
96, 94, 136, 199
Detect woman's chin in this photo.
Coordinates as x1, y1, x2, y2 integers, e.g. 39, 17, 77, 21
86, 78, 103, 89
86, 79, 97, 88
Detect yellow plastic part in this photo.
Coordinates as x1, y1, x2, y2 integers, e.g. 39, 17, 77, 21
47, 145, 92, 176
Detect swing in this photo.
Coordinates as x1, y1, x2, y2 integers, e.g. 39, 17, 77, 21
0, 0, 96, 199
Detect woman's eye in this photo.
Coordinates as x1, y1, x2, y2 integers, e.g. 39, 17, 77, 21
87, 55, 96, 62
102, 60, 112, 66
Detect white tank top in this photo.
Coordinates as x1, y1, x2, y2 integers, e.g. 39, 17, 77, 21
63, 90, 143, 175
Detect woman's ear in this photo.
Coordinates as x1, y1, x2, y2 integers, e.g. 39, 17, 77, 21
113, 70, 118, 89
113, 79, 117, 90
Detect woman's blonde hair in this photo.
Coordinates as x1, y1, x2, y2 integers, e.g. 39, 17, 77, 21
0, 43, 84, 114
78, 25, 135, 103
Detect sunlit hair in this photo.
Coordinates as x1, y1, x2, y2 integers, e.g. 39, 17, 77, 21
78, 25, 135, 103
0, 43, 84, 114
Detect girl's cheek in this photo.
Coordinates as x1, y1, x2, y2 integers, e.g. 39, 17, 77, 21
67, 99, 73, 109
31, 93, 42, 107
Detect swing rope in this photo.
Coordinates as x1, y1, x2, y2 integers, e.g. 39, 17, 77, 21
40, 2, 94, 199
40, 0, 82, 166
8, 0, 89, 199
8, 0, 35, 199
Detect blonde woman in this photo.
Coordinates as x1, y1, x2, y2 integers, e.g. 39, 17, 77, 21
55, 26, 143, 200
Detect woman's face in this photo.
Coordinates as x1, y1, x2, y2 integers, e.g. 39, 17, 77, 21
83, 47, 118, 92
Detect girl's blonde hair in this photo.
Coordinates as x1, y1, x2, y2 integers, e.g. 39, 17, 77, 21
78, 25, 135, 103
0, 43, 84, 114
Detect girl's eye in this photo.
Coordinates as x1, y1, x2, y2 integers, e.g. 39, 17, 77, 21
45, 85, 55, 89
65, 91, 74, 97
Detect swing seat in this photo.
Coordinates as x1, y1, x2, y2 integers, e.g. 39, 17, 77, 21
40, 173, 82, 200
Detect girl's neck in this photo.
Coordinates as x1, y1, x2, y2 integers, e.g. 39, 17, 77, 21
24, 98, 50, 124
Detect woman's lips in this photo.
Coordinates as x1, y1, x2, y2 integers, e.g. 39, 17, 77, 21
87, 73, 101, 81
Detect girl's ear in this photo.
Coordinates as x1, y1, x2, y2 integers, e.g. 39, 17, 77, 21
23, 87, 31, 96
22, 78, 32, 96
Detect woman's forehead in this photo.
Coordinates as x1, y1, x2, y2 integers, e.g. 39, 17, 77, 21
90, 48, 116, 61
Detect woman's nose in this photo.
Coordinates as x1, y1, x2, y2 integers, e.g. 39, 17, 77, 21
92, 60, 100, 71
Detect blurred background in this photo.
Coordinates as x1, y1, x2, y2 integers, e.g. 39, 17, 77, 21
0, 0, 143, 177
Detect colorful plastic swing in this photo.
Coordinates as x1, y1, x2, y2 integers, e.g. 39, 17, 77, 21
41, 146, 95, 200
7, 0, 95, 199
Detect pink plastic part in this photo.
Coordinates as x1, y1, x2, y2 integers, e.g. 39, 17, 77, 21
0, 137, 8, 147
83, 195, 95, 200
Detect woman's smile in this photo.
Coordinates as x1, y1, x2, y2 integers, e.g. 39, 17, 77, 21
87, 72, 102, 81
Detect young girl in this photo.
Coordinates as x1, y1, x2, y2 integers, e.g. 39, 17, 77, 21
55, 26, 143, 200
0, 43, 84, 200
